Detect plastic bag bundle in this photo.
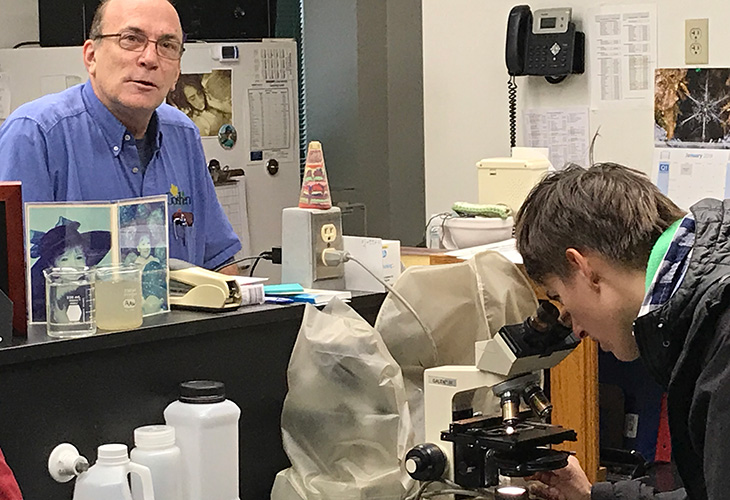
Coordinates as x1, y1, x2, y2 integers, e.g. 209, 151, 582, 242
271, 299, 414, 500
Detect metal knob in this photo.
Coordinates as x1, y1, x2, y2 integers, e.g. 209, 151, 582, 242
405, 443, 447, 481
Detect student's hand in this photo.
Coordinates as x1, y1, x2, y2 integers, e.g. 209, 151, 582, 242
527, 455, 591, 500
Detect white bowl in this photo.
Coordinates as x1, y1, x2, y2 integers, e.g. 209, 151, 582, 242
442, 216, 514, 249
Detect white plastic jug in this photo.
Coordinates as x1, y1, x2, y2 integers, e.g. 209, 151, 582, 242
164, 380, 241, 500
73, 444, 154, 500
131, 425, 183, 500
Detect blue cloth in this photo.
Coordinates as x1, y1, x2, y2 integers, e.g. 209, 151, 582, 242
638, 215, 696, 318
0, 80, 241, 269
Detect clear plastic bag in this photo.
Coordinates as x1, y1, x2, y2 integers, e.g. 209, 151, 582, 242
271, 299, 414, 500
374, 250, 538, 442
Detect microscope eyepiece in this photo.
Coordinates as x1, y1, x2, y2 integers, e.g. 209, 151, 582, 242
527, 300, 561, 332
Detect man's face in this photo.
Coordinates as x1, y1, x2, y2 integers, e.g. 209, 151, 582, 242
83, 0, 182, 120
542, 267, 641, 362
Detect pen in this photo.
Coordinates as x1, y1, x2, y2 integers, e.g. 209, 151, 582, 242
265, 296, 295, 304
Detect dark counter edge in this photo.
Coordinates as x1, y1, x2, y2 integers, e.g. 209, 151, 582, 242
0, 291, 387, 366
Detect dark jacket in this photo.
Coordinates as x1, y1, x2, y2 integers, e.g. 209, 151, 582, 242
593, 199, 730, 500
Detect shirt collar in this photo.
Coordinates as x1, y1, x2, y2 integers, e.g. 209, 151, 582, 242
638, 215, 696, 317
81, 80, 163, 157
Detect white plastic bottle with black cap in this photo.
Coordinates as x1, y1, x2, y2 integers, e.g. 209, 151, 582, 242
163, 380, 241, 500
130, 425, 183, 500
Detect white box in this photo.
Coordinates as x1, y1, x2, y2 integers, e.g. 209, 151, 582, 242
381, 239, 401, 286
343, 236, 401, 292
476, 157, 550, 212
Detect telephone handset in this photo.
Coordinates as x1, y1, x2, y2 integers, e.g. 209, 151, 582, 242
505, 5, 584, 79
506, 5, 532, 77
505, 5, 585, 149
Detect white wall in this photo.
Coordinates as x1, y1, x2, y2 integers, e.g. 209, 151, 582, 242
0, 0, 38, 48
423, 0, 730, 216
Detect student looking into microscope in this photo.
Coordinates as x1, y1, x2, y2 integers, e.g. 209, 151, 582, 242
515, 162, 726, 500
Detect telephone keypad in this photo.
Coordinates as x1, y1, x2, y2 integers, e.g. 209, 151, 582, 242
525, 36, 574, 75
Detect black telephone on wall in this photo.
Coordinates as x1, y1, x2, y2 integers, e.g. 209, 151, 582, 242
504, 5, 585, 148
506, 5, 584, 79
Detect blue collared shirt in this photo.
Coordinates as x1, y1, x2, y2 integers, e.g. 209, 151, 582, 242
0, 80, 241, 269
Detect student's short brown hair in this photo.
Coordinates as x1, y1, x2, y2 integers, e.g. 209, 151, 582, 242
514, 162, 686, 284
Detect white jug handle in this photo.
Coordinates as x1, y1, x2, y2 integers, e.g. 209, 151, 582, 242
127, 462, 155, 500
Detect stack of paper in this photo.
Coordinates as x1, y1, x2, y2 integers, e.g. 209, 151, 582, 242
234, 276, 268, 305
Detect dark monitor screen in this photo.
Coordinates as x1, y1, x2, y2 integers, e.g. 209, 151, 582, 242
39, 0, 277, 47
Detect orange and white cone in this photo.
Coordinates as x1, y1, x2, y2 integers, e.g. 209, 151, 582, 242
298, 141, 333, 209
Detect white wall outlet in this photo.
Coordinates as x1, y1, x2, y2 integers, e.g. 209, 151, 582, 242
685, 18, 709, 65
281, 207, 345, 288
321, 223, 337, 243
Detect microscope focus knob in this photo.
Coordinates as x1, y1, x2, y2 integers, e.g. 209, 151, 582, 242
405, 443, 447, 481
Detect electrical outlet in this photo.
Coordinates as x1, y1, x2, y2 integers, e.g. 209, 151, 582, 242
321, 223, 337, 243
685, 18, 709, 65
281, 207, 345, 287
312, 213, 344, 281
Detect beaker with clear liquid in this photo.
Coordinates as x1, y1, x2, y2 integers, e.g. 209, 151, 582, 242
44, 267, 96, 338
95, 265, 143, 331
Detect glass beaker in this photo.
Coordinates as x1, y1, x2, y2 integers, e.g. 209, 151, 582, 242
95, 265, 143, 331
43, 267, 96, 338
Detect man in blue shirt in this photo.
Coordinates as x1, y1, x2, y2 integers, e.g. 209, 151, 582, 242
0, 0, 241, 273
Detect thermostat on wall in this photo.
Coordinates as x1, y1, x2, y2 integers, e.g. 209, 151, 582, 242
210, 45, 239, 62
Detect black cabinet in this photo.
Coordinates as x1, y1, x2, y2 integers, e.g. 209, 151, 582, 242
0, 293, 385, 499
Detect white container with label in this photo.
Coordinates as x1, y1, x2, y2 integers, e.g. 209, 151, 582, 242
164, 380, 241, 500
131, 425, 183, 500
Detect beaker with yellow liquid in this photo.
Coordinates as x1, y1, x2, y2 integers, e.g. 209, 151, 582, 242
95, 265, 143, 331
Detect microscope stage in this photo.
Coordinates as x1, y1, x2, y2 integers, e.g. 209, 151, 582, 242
442, 415, 577, 452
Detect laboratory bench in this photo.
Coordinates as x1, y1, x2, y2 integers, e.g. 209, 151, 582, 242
0, 292, 386, 500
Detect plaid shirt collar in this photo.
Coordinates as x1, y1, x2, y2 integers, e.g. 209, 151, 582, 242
638, 215, 696, 317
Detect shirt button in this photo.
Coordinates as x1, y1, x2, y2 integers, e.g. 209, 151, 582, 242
125, 134, 132, 141
113, 146, 119, 152
132, 167, 139, 174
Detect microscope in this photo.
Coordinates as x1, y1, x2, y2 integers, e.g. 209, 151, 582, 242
405, 300, 581, 490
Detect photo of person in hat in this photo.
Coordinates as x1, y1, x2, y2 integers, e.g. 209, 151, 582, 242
29, 217, 111, 322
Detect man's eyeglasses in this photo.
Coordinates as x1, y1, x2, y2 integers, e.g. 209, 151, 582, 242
94, 30, 185, 60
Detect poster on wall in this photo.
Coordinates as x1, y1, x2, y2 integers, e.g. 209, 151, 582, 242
522, 107, 590, 169
655, 68, 730, 149
589, 3, 657, 109
167, 69, 233, 137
